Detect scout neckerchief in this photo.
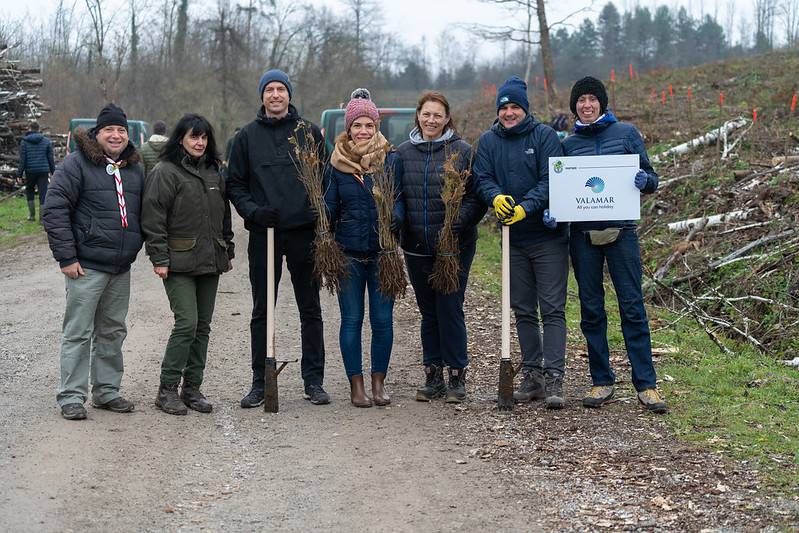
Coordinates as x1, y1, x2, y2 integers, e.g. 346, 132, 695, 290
105, 157, 128, 228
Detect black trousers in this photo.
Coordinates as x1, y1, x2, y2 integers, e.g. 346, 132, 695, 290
247, 227, 325, 390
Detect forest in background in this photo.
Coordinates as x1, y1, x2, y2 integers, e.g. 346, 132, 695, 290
0, 0, 797, 138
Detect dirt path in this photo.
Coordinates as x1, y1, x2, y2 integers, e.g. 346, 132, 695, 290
0, 220, 796, 532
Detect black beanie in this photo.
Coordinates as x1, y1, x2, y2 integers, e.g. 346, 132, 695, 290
569, 77, 608, 116
95, 103, 128, 131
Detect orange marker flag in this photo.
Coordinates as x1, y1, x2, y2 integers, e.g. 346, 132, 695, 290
543, 77, 548, 91
719, 92, 725, 107
668, 84, 673, 98
687, 87, 692, 100
661, 90, 666, 105
791, 91, 797, 113
628, 63, 633, 80
611, 67, 615, 82
753, 108, 757, 123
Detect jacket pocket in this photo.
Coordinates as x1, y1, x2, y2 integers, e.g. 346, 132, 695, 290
215, 238, 230, 272
167, 237, 197, 272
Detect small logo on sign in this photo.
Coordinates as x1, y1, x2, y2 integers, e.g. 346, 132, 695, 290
585, 176, 605, 193
553, 160, 564, 173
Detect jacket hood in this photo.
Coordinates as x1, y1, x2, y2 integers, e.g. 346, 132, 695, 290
573, 110, 618, 134
256, 103, 299, 126
147, 134, 169, 148
23, 132, 45, 144
74, 128, 140, 166
491, 113, 539, 138
408, 126, 457, 147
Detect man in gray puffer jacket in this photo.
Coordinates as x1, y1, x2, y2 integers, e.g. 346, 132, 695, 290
42, 103, 144, 421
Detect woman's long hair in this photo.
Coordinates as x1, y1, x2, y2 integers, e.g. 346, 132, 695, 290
414, 90, 457, 135
159, 113, 221, 168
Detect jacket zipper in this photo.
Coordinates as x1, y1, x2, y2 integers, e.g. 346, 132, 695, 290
423, 145, 432, 253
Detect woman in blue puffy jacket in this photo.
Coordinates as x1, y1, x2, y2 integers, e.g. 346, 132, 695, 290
324, 89, 397, 408
562, 76, 667, 414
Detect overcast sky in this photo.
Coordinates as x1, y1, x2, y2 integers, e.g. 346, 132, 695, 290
2, 0, 757, 65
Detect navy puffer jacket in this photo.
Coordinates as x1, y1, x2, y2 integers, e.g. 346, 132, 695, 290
18, 132, 55, 176
42, 129, 144, 273
473, 114, 565, 245
395, 129, 486, 256
562, 112, 657, 231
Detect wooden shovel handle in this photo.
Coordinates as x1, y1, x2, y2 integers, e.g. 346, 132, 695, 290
267, 227, 275, 359
502, 224, 510, 361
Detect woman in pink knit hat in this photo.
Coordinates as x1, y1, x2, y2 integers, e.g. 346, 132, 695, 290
324, 89, 399, 408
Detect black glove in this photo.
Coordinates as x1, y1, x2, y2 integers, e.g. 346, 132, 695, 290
252, 206, 279, 229
390, 215, 402, 235
451, 218, 463, 236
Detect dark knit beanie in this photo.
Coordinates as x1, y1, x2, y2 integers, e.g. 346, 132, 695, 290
259, 69, 293, 100
569, 76, 608, 116
496, 76, 529, 115
94, 103, 128, 131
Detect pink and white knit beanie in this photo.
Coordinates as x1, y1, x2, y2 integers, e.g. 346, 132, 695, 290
344, 88, 380, 132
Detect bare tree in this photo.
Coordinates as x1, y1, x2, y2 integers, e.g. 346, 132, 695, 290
341, 0, 381, 66
174, 0, 189, 65
780, 0, 799, 46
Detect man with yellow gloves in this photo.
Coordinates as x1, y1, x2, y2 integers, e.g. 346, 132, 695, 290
473, 76, 569, 409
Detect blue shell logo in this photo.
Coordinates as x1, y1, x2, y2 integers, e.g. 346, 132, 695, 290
585, 176, 605, 193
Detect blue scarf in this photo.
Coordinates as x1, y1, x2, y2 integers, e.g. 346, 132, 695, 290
574, 110, 618, 134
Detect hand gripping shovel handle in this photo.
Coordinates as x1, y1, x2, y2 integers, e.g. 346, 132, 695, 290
264, 227, 279, 413
497, 224, 514, 411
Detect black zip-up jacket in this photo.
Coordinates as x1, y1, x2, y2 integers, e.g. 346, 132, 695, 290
226, 104, 326, 232
42, 129, 144, 273
395, 130, 487, 256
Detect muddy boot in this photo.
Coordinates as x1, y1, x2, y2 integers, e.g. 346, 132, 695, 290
415, 364, 446, 401
445, 368, 467, 404
155, 383, 187, 415
371, 372, 391, 406
545, 373, 565, 410
181, 381, 213, 413
514, 370, 545, 403
27, 200, 35, 222
349, 375, 372, 408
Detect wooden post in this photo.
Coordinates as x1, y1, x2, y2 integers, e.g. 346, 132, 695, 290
497, 224, 514, 411
264, 227, 279, 413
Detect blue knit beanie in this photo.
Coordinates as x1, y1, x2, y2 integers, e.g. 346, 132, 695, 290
496, 76, 529, 115
258, 69, 293, 100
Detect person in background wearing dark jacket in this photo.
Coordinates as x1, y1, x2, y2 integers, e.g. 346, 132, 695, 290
17, 120, 55, 223
227, 69, 330, 407
139, 120, 168, 179
324, 89, 396, 408
396, 91, 487, 404
142, 114, 235, 416
473, 76, 568, 410
561, 76, 667, 413
42, 103, 144, 420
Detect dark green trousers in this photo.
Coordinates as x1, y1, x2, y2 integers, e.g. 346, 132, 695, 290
161, 273, 220, 386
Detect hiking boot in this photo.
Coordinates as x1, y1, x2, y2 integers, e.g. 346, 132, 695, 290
445, 368, 467, 403
544, 373, 564, 410
638, 388, 668, 414
181, 381, 213, 413
155, 383, 187, 415
513, 370, 545, 403
61, 403, 87, 420
416, 364, 446, 401
240, 387, 264, 408
93, 396, 135, 413
582, 385, 615, 408
304, 384, 331, 405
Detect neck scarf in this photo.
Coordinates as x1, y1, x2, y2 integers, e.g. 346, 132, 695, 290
105, 157, 128, 229
330, 131, 390, 175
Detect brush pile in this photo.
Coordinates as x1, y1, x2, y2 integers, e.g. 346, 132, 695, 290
290, 121, 348, 294
371, 157, 407, 299
429, 152, 468, 294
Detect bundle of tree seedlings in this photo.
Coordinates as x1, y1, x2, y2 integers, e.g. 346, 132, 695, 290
290, 121, 348, 294
429, 152, 468, 294
371, 158, 407, 299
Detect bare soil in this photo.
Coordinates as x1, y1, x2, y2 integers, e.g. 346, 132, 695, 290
0, 220, 796, 532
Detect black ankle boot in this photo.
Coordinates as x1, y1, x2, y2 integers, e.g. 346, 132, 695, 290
181, 381, 213, 413
445, 367, 467, 403
155, 383, 188, 415
415, 364, 446, 401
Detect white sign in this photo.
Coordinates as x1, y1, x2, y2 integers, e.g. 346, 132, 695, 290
548, 154, 641, 222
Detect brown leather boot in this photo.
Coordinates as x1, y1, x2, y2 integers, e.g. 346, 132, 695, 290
349, 375, 372, 408
371, 372, 391, 406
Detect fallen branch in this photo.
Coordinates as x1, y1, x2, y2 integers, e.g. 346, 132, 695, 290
667, 209, 755, 232
652, 217, 707, 281
652, 117, 748, 164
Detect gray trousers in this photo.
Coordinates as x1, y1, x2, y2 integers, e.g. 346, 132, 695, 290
57, 268, 131, 406
510, 235, 569, 376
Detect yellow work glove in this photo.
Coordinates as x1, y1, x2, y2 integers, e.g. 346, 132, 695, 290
501, 204, 527, 225
492, 194, 515, 220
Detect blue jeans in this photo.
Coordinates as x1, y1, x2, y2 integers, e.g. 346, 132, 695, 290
404, 242, 476, 370
570, 228, 657, 391
336, 255, 394, 378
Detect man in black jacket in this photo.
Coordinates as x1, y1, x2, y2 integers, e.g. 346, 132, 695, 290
42, 103, 144, 420
227, 69, 330, 407
17, 121, 56, 222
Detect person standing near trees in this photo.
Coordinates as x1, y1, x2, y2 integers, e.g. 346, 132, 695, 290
139, 120, 168, 179
561, 76, 667, 414
473, 76, 568, 410
395, 91, 486, 404
42, 103, 143, 420
323, 89, 397, 408
142, 114, 235, 416
227, 69, 330, 407
17, 120, 55, 223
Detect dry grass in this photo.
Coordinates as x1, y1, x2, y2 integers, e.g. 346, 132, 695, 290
429, 151, 467, 294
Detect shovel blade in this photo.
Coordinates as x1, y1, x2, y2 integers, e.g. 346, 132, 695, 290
264, 357, 279, 413
497, 359, 515, 411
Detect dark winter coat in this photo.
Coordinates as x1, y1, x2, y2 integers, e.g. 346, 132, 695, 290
139, 134, 168, 179
323, 153, 399, 255
562, 112, 658, 231
395, 129, 487, 256
142, 157, 235, 275
473, 114, 566, 245
17, 132, 55, 177
226, 104, 326, 232
42, 130, 144, 273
